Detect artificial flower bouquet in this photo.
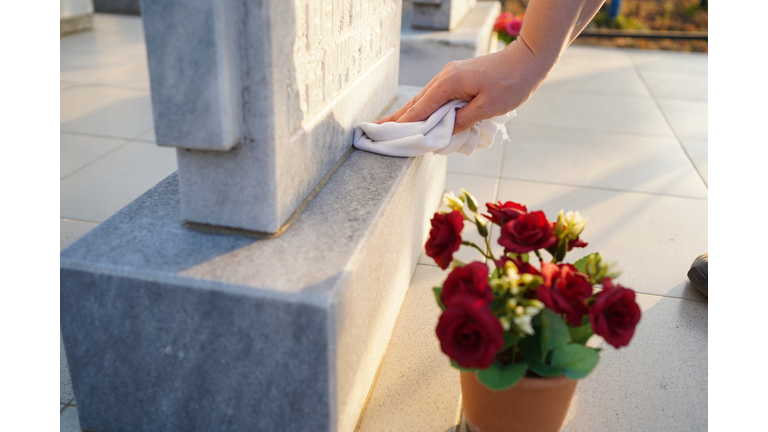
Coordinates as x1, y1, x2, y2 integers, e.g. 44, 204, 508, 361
494, 12, 524, 45
426, 190, 641, 391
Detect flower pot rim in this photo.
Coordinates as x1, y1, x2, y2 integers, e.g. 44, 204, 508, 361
462, 371, 577, 392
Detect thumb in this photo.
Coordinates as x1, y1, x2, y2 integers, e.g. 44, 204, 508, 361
452, 97, 490, 135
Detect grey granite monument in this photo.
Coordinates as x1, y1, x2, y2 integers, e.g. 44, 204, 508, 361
411, 0, 476, 31
142, 0, 401, 235
60, 1, 448, 431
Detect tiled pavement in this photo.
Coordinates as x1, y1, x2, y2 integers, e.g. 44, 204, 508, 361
61, 13, 707, 432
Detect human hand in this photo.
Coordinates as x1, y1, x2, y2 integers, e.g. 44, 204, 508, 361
376, 38, 554, 135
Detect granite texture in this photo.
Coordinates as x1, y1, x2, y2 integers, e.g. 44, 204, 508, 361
411, 0, 476, 31
60, 86, 448, 432
140, 0, 402, 233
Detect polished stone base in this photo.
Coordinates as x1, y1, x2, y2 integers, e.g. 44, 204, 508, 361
60, 86, 447, 432
411, 0, 476, 31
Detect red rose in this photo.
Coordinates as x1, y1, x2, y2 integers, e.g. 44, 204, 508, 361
442, 262, 492, 306
425, 211, 464, 269
494, 255, 540, 277
536, 263, 593, 326
436, 295, 504, 369
568, 237, 588, 251
498, 211, 557, 254
589, 278, 641, 348
494, 12, 513, 33
484, 201, 528, 225
506, 17, 523, 36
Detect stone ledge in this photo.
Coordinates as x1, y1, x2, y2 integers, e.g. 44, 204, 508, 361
402, 1, 501, 57
61, 85, 447, 432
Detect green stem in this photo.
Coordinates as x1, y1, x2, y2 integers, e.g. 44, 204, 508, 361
463, 241, 491, 260
512, 341, 519, 364
484, 234, 497, 263
534, 249, 544, 265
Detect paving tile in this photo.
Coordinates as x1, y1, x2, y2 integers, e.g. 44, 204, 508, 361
356, 334, 462, 432
515, 91, 674, 137
60, 405, 82, 432
92, 12, 145, 35
501, 124, 708, 198
563, 294, 707, 431
60, 50, 145, 83
389, 265, 449, 352
538, 61, 649, 97
656, 98, 708, 141
95, 59, 151, 90
447, 127, 507, 177
60, 85, 154, 140
558, 46, 635, 66
627, 49, 708, 74
60, 24, 147, 56
638, 70, 708, 101
60, 141, 177, 222
496, 179, 707, 301
61, 219, 99, 251
419, 173, 498, 267
61, 332, 74, 403
680, 139, 708, 185
136, 127, 156, 143
61, 133, 128, 178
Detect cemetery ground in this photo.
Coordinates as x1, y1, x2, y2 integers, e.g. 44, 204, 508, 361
61, 12, 708, 432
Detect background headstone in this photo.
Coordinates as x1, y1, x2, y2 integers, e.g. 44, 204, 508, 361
60, 0, 94, 35
411, 0, 476, 30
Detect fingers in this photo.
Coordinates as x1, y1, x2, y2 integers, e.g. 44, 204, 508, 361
396, 71, 460, 124
374, 73, 441, 124
452, 96, 490, 135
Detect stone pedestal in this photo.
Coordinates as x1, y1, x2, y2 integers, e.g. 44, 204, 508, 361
61, 85, 447, 432
60, 0, 94, 35
411, 0, 476, 30
140, 0, 402, 235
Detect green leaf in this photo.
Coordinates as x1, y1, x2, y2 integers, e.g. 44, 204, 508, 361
551, 344, 600, 379
502, 332, 521, 351
540, 308, 571, 353
573, 253, 600, 274
476, 361, 528, 391
433, 287, 446, 311
462, 189, 479, 213
527, 357, 562, 377
569, 319, 594, 345
475, 218, 488, 237
450, 359, 478, 372
519, 331, 542, 361
520, 252, 530, 263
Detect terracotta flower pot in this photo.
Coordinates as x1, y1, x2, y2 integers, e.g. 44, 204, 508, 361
460, 371, 578, 432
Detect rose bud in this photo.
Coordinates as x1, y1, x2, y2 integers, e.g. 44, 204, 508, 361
483, 201, 527, 225
441, 262, 493, 307
498, 210, 557, 254
536, 263, 593, 326
506, 17, 523, 37
589, 278, 641, 349
495, 255, 540, 277
436, 295, 504, 369
425, 210, 464, 270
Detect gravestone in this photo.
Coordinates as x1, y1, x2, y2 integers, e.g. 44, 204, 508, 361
411, 0, 476, 30
60, 1, 448, 431
142, 0, 401, 235
61, 0, 94, 35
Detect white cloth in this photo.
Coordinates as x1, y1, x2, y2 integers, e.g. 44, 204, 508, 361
353, 99, 515, 157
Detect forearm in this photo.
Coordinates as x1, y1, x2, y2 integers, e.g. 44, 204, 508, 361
516, 0, 606, 67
